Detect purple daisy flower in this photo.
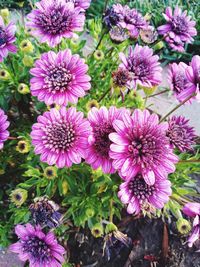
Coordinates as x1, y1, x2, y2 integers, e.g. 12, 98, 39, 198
109, 109, 178, 185
27, 0, 85, 47
167, 62, 196, 103
65, 0, 91, 10
183, 202, 200, 250
0, 108, 10, 149
10, 223, 65, 267
185, 55, 200, 101
167, 116, 196, 152
113, 4, 147, 38
85, 106, 125, 174
119, 44, 162, 89
30, 49, 91, 106
0, 16, 17, 62
118, 174, 172, 214
158, 6, 197, 51
31, 107, 91, 168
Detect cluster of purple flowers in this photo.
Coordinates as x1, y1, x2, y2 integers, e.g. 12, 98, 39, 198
168, 55, 200, 103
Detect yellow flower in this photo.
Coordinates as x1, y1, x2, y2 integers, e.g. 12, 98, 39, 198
10, 188, 28, 207
86, 100, 99, 111
16, 140, 30, 154
0, 69, 11, 81
176, 218, 191, 235
91, 223, 104, 238
20, 40, 34, 53
22, 55, 34, 67
94, 50, 104, 60
44, 166, 57, 179
17, 83, 30, 94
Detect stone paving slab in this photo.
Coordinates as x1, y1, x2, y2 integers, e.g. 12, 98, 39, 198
0, 248, 24, 267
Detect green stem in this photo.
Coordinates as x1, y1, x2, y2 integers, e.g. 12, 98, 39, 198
109, 198, 113, 222
178, 159, 200, 164
160, 93, 196, 122
144, 88, 170, 99
98, 87, 110, 102
92, 29, 108, 56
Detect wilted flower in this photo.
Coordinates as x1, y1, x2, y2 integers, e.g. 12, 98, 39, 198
10, 188, 28, 207
118, 174, 172, 214
140, 26, 158, 44
109, 109, 178, 184
27, 0, 85, 47
94, 50, 104, 60
0, 16, 17, 62
167, 116, 196, 152
85, 106, 124, 174
176, 218, 191, 235
185, 55, 200, 100
103, 7, 120, 29
119, 45, 162, 90
29, 196, 62, 228
10, 223, 65, 266
0, 108, 9, 149
91, 223, 104, 238
183, 202, 200, 250
167, 62, 195, 103
20, 39, 34, 53
16, 140, 31, 153
86, 99, 99, 111
44, 166, 57, 179
31, 107, 91, 168
109, 26, 129, 43
113, 4, 147, 38
17, 83, 30, 94
30, 49, 91, 106
158, 6, 197, 51
65, 0, 91, 10
0, 69, 10, 80
112, 68, 131, 90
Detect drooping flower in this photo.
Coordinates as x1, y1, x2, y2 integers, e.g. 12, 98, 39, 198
118, 174, 172, 214
158, 6, 197, 52
183, 202, 200, 250
10, 188, 28, 207
103, 7, 120, 29
31, 107, 91, 168
10, 223, 65, 267
119, 45, 162, 89
30, 50, 91, 106
109, 109, 178, 185
27, 0, 85, 47
113, 4, 148, 38
0, 16, 17, 62
29, 196, 62, 228
85, 106, 125, 174
185, 55, 200, 100
167, 116, 196, 152
109, 26, 129, 43
0, 108, 9, 149
140, 26, 158, 44
112, 68, 132, 90
65, 0, 91, 10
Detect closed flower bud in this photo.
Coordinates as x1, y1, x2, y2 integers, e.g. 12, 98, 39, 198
17, 1, 24, 7
140, 85, 158, 96
86, 100, 99, 111
91, 223, 104, 238
22, 55, 34, 67
94, 50, 104, 61
91, 168, 104, 180
18, 83, 30, 94
86, 207, 95, 218
10, 188, 28, 207
70, 37, 80, 48
20, 40, 34, 53
129, 91, 145, 109
0, 9, 9, 21
43, 166, 57, 179
105, 223, 118, 234
176, 218, 191, 235
154, 41, 164, 50
62, 180, 69, 195
0, 69, 11, 80
16, 140, 30, 154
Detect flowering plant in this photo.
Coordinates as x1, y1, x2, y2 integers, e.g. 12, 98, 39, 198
0, 1, 200, 266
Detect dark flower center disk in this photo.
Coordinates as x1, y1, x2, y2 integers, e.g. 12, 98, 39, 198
15, 194, 22, 201
128, 55, 150, 80
19, 143, 26, 150
44, 122, 75, 152
44, 65, 72, 93
47, 170, 53, 176
38, 9, 70, 35
22, 236, 51, 261
0, 27, 7, 46
93, 123, 114, 157
173, 72, 187, 94
129, 175, 155, 201
172, 16, 188, 34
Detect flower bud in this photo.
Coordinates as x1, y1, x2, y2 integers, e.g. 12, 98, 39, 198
176, 218, 191, 235
20, 40, 34, 53
16, 140, 31, 154
62, 180, 69, 195
154, 41, 164, 51
10, 188, 28, 207
18, 83, 30, 94
86, 208, 95, 218
0, 9, 9, 21
0, 69, 11, 81
86, 100, 99, 111
91, 223, 104, 238
94, 50, 104, 61
44, 166, 57, 179
22, 55, 34, 67
141, 85, 157, 96
105, 223, 118, 234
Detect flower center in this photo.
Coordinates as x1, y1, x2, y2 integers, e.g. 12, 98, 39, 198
22, 236, 51, 261
38, 9, 70, 35
43, 121, 75, 152
129, 175, 155, 201
167, 124, 186, 146
15, 194, 22, 201
0, 27, 7, 46
128, 55, 150, 80
44, 65, 72, 94
93, 122, 114, 157
172, 16, 188, 34
173, 72, 187, 94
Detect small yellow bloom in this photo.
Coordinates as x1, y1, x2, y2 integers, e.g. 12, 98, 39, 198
94, 50, 104, 60
10, 188, 28, 207
91, 223, 104, 238
0, 69, 11, 81
20, 40, 34, 53
44, 166, 57, 179
16, 140, 30, 154
17, 83, 30, 94
176, 218, 191, 235
86, 100, 99, 111
22, 55, 34, 67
